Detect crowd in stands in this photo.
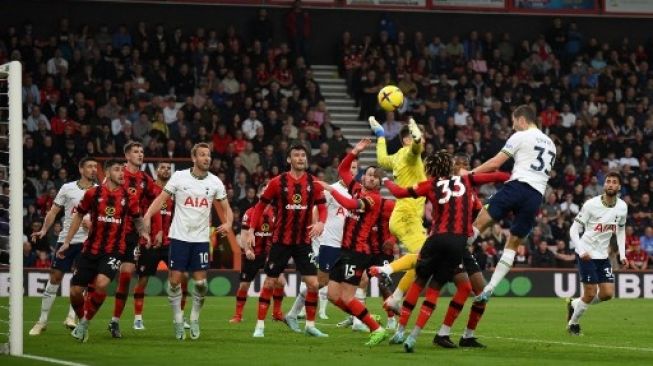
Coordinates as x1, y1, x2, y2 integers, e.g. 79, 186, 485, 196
340, 16, 653, 270
2, 6, 651, 271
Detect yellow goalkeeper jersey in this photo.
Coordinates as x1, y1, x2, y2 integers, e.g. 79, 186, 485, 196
376, 137, 426, 212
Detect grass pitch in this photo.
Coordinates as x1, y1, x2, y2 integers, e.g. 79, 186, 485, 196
2, 296, 652, 365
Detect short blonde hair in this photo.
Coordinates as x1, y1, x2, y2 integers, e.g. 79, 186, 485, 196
191, 142, 211, 157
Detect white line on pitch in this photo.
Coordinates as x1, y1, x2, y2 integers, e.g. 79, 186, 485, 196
21, 354, 90, 366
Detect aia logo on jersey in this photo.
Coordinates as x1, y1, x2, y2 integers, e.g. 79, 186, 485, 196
335, 207, 347, 217
593, 223, 616, 233
184, 196, 209, 208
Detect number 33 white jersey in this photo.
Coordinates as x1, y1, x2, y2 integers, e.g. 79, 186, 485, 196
502, 128, 556, 195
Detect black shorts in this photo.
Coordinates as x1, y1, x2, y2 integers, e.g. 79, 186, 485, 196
330, 250, 374, 286
71, 253, 122, 287
461, 250, 482, 276
137, 246, 169, 277
415, 234, 466, 285
122, 232, 140, 264
240, 254, 267, 282
265, 243, 317, 278
371, 253, 394, 267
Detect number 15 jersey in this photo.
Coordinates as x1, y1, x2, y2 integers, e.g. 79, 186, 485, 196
501, 128, 556, 195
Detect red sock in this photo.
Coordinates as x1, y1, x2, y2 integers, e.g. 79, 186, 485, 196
71, 294, 85, 318
415, 287, 440, 329
133, 285, 145, 316
85, 290, 107, 321
305, 290, 317, 322
235, 288, 248, 318
382, 293, 395, 318
332, 298, 352, 314
257, 287, 273, 321
83, 283, 96, 316
113, 272, 132, 318
399, 282, 423, 327
181, 281, 189, 311
443, 280, 472, 327
467, 302, 486, 331
347, 298, 379, 332
273, 287, 285, 315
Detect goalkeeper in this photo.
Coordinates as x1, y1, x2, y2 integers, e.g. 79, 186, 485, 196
368, 116, 427, 311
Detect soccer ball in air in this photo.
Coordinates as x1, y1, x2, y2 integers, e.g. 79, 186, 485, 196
377, 85, 404, 112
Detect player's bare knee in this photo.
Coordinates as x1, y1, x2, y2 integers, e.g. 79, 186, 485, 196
70, 286, 84, 298
239, 282, 251, 291
582, 285, 598, 301
263, 276, 277, 289
49, 270, 64, 284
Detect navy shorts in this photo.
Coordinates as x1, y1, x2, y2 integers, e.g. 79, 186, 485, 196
318, 246, 341, 273
168, 239, 210, 272
51, 242, 82, 273
487, 181, 543, 238
576, 254, 614, 284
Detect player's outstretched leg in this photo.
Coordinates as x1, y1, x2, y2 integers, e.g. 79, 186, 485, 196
390, 281, 423, 345
404, 286, 440, 352
189, 279, 208, 340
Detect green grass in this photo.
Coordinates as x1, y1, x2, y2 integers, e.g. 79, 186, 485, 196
1, 296, 652, 365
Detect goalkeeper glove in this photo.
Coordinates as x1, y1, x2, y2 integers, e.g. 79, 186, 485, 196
369, 116, 385, 138
408, 118, 422, 143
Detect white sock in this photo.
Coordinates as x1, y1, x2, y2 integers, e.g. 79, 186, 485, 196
190, 280, 208, 322
591, 294, 601, 305
38, 281, 59, 323
380, 264, 394, 275
438, 324, 451, 336
569, 299, 590, 325
486, 249, 516, 291
256, 319, 265, 328
288, 286, 307, 318
410, 326, 422, 338
167, 281, 184, 324
111, 316, 120, 323
67, 305, 76, 320
467, 227, 480, 245
306, 320, 315, 327
391, 288, 404, 302
318, 286, 328, 315
463, 328, 475, 339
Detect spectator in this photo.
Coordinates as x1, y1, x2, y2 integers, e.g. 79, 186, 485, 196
239, 142, 260, 174
242, 110, 263, 140
639, 226, 653, 259
531, 241, 557, 268
626, 244, 649, 270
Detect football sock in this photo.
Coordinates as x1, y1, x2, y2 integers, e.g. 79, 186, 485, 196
190, 279, 207, 322
167, 281, 184, 324
443, 280, 472, 328
305, 290, 318, 326
396, 269, 416, 294
113, 272, 132, 320
38, 281, 60, 323
569, 299, 589, 325
347, 299, 379, 332
486, 249, 515, 291
288, 286, 306, 318
318, 286, 328, 315
272, 287, 285, 315
235, 288, 248, 318
399, 282, 423, 327
257, 287, 273, 322
133, 285, 145, 316
85, 290, 107, 321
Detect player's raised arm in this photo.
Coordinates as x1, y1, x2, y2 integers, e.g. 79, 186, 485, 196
471, 131, 518, 174
469, 171, 511, 186
339, 138, 370, 186
407, 118, 424, 158
371, 116, 394, 170
383, 179, 429, 199
317, 180, 366, 211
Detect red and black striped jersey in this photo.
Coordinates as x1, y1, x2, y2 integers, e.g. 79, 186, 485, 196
76, 184, 140, 257
150, 184, 174, 246
339, 181, 383, 255
370, 199, 396, 256
123, 167, 158, 233
255, 171, 327, 245
242, 206, 275, 256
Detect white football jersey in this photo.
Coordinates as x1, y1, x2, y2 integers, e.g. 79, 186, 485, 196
164, 169, 227, 243
313, 181, 350, 249
572, 196, 628, 259
54, 181, 95, 244
502, 128, 556, 195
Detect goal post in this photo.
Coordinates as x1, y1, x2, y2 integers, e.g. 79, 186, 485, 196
0, 61, 23, 356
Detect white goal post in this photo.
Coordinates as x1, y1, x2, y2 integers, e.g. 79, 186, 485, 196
0, 61, 24, 356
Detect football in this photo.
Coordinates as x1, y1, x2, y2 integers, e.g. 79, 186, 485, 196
377, 85, 404, 112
